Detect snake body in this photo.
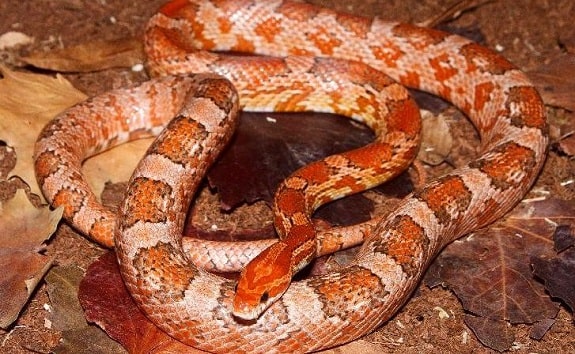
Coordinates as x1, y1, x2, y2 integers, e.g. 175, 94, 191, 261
35, 0, 548, 352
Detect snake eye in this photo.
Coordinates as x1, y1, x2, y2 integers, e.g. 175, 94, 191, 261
233, 283, 238, 292
260, 291, 269, 304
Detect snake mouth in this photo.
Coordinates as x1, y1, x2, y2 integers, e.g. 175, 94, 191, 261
232, 281, 274, 320
232, 298, 269, 321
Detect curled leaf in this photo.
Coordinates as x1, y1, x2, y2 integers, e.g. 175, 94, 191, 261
0, 189, 62, 328
22, 38, 144, 73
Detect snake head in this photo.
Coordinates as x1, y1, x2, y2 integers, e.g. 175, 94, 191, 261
232, 243, 292, 321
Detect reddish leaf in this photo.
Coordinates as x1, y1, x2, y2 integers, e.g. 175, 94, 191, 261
78, 252, 204, 354
426, 198, 575, 350
529, 318, 557, 341
532, 247, 575, 313
207, 112, 376, 216
46, 266, 126, 353
553, 224, 575, 252
464, 316, 514, 352
207, 111, 416, 227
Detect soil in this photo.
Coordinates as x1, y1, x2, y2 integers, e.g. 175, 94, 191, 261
0, 0, 574, 353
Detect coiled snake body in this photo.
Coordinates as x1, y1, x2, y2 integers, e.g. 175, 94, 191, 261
35, 0, 548, 352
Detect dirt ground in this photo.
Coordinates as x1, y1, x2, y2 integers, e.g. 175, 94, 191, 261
0, 0, 574, 353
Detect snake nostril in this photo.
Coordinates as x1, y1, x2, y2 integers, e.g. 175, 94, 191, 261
260, 291, 269, 304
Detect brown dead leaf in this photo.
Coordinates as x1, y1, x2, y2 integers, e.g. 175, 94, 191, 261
553, 224, 575, 252
54, 326, 126, 354
464, 315, 514, 352
0, 64, 152, 203
82, 138, 153, 201
529, 318, 557, 341
22, 38, 144, 73
556, 132, 575, 157
0, 189, 62, 328
426, 198, 575, 351
528, 54, 575, 112
45, 265, 126, 354
209, 112, 374, 209
0, 65, 86, 198
79, 252, 204, 354
46, 266, 88, 331
548, 110, 575, 157
532, 247, 575, 313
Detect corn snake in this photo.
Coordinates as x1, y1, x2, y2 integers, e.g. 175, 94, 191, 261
34, 0, 548, 352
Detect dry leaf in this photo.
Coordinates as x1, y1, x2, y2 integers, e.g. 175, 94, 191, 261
46, 266, 88, 331
0, 31, 34, 50
54, 326, 126, 354
22, 38, 144, 73
549, 110, 575, 157
83, 138, 153, 200
207, 111, 377, 218
0, 65, 86, 198
426, 198, 574, 350
417, 110, 453, 165
532, 247, 575, 313
556, 133, 575, 157
529, 318, 557, 341
45, 265, 127, 354
79, 252, 204, 354
528, 54, 575, 112
0, 189, 62, 328
0, 64, 152, 202
464, 316, 514, 352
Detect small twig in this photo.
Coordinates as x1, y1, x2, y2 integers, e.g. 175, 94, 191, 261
419, 0, 495, 28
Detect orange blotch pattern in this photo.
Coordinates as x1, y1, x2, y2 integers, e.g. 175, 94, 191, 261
507, 86, 547, 129
133, 242, 197, 297
429, 52, 458, 82
386, 98, 421, 137
275, 187, 307, 217
344, 143, 392, 171
124, 178, 172, 227
417, 176, 471, 225
478, 143, 535, 188
370, 42, 403, 69
306, 27, 342, 55
460, 43, 516, 74
473, 81, 496, 113
332, 174, 366, 194
254, 18, 283, 43
375, 215, 428, 276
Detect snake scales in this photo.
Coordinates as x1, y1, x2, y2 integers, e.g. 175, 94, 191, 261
34, 0, 548, 352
